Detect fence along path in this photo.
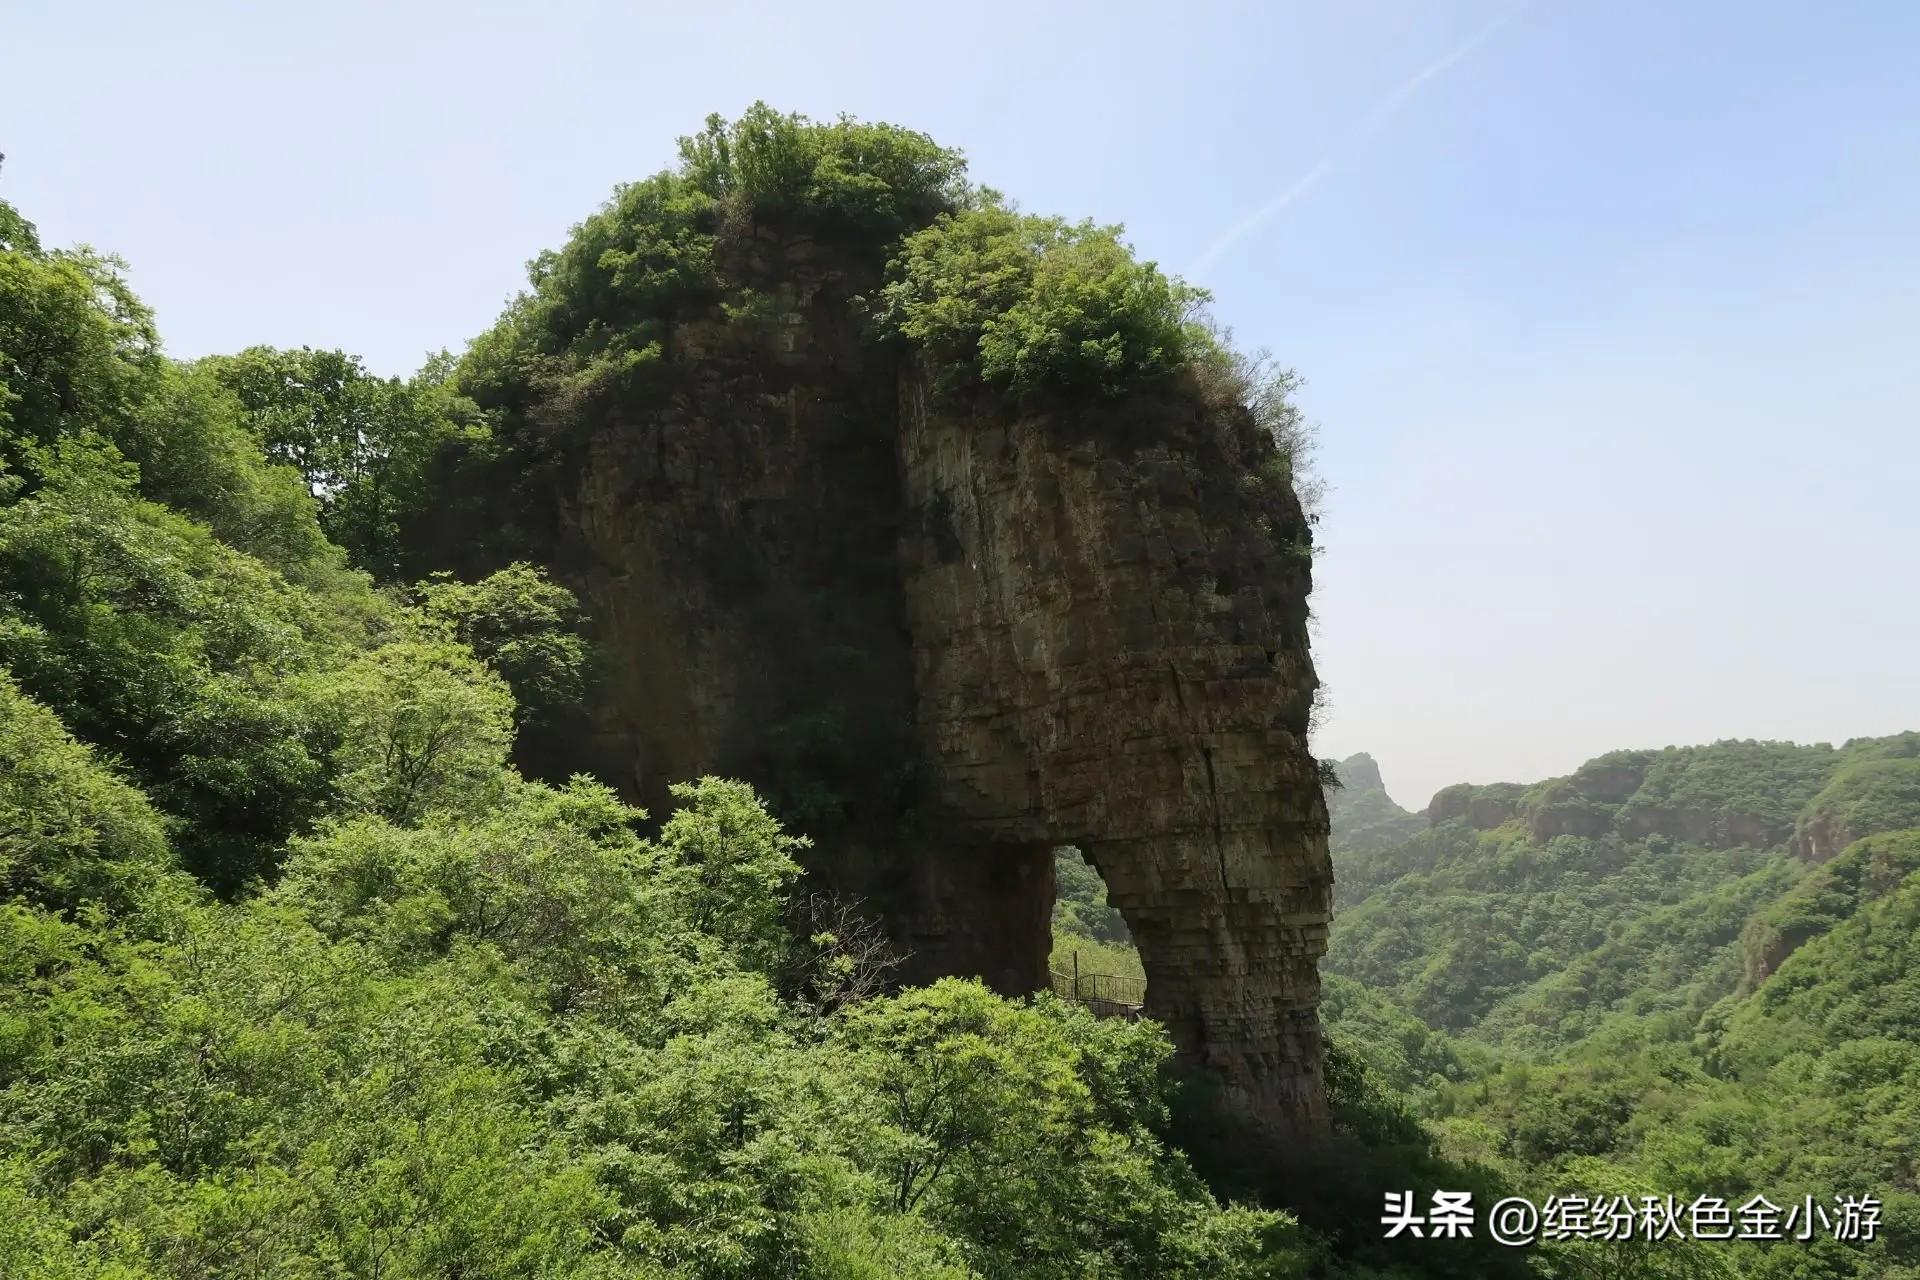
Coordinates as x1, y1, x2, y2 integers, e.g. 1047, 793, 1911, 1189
1048, 953, 1146, 1018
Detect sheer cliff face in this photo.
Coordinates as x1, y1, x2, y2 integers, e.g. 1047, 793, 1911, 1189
897, 371, 1332, 1140
510, 230, 1333, 1143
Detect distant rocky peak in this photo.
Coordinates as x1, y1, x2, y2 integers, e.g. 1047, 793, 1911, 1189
1335, 751, 1385, 794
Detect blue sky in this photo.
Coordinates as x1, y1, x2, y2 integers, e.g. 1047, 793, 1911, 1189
6, 0, 1917, 806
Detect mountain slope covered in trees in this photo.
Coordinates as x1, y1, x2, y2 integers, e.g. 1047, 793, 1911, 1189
1326, 737, 1920, 1051
1055, 739, 1920, 1276
0, 115, 1344, 1279
1321, 740, 1920, 1278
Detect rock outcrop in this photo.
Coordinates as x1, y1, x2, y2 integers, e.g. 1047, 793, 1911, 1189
446, 225, 1336, 1145
1792, 757, 1920, 863
1426, 781, 1525, 831
897, 367, 1332, 1141
1327, 752, 1424, 856
1335, 752, 1386, 795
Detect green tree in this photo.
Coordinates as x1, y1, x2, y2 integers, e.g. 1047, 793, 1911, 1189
107, 358, 345, 583
416, 562, 587, 726
839, 980, 1305, 1278
301, 638, 514, 825
0, 214, 156, 458
653, 776, 809, 977
0, 672, 172, 914
0, 434, 344, 892
877, 201, 1208, 398
198, 345, 481, 578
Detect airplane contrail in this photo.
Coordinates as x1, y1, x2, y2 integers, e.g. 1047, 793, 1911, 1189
1188, 3, 1530, 277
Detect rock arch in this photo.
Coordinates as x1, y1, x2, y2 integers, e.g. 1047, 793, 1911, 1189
893, 372, 1334, 1141
450, 234, 1335, 1144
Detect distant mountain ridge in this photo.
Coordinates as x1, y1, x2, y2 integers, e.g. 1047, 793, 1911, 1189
1325, 751, 1423, 857
1323, 732, 1920, 1045
1344, 733, 1920, 857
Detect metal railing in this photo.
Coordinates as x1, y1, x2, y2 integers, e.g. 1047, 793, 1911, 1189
1048, 954, 1147, 1014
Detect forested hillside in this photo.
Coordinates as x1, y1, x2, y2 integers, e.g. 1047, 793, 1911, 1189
1051, 737, 1920, 1276
1325, 737, 1920, 1050
0, 134, 1342, 1276
1319, 740, 1920, 1277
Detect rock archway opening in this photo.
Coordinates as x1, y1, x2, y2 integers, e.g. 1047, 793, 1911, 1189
1047, 846, 1148, 1014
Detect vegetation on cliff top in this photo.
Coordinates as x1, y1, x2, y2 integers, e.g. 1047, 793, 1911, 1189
457, 102, 1205, 404
451, 103, 1318, 518
875, 201, 1208, 397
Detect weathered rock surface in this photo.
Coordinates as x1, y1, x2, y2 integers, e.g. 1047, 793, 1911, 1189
897, 368, 1332, 1142
442, 227, 1334, 1144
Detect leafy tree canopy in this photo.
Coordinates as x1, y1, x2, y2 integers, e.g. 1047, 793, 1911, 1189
196, 344, 484, 579
875, 200, 1209, 398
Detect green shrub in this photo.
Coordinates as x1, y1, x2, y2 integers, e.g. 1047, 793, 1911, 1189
0, 673, 171, 914
677, 102, 966, 238
300, 639, 515, 826
877, 202, 1207, 397
416, 562, 587, 726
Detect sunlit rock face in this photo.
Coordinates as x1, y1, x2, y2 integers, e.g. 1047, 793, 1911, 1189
895, 365, 1332, 1142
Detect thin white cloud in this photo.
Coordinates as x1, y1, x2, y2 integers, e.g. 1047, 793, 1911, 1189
1188, 4, 1529, 277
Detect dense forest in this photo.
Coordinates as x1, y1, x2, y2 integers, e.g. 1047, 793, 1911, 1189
8, 104, 1919, 1278
1322, 742, 1920, 1277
